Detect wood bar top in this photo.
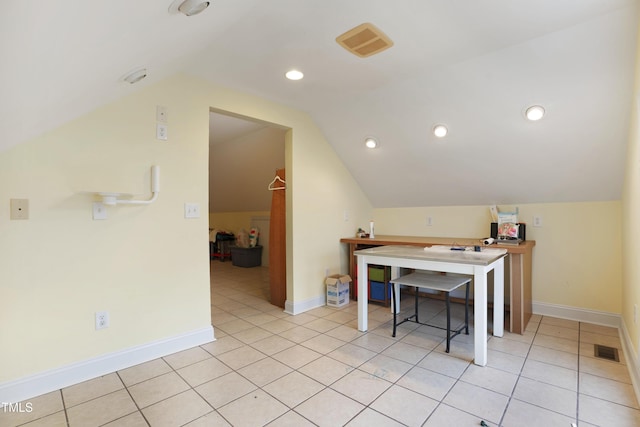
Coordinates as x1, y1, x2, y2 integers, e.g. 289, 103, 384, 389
340, 235, 535, 254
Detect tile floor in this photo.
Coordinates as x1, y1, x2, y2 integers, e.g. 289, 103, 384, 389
2, 261, 640, 427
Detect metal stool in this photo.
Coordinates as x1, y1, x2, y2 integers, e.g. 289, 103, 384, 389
390, 271, 471, 352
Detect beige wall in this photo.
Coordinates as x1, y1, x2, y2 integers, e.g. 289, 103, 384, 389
374, 201, 622, 313
0, 73, 373, 385
621, 8, 640, 361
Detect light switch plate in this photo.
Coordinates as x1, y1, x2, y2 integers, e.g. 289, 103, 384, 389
184, 203, 200, 219
93, 202, 107, 220
10, 199, 29, 220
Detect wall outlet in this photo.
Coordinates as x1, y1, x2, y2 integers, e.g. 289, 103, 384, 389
92, 202, 107, 220
156, 105, 168, 123
426, 216, 433, 226
156, 123, 168, 141
95, 311, 109, 330
533, 215, 543, 227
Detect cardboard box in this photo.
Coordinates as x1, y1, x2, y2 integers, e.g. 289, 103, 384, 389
326, 274, 351, 307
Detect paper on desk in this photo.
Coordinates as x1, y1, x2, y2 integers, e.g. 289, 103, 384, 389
424, 245, 505, 255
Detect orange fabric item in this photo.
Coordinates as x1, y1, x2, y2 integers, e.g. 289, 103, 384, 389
269, 168, 286, 307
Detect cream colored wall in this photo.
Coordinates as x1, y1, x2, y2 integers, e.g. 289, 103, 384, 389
0, 73, 373, 384
209, 211, 270, 236
0, 77, 211, 382
374, 201, 622, 313
621, 8, 640, 357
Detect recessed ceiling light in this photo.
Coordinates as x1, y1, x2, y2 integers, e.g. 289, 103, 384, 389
364, 137, 378, 148
168, 0, 210, 16
122, 68, 148, 84
285, 70, 304, 81
525, 105, 545, 121
433, 124, 448, 138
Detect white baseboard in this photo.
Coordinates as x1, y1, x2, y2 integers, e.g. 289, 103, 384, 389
532, 301, 621, 328
620, 319, 640, 405
284, 294, 326, 315
0, 326, 215, 404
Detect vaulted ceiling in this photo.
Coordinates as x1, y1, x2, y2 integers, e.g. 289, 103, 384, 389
2, 0, 637, 207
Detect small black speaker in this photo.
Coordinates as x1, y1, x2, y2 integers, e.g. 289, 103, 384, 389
491, 222, 526, 241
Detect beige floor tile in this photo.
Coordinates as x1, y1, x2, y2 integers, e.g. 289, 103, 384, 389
325, 324, 366, 342
351, 333, 396, 353
184, 410, 231, 426
396, 366, 456, 401
0, 391, 64, 426
330, 369, 392, 405
62, 373, 124, 408
294, 388, 364, 427
512, 376, 577, 417
533, 334, 579, 354
298, 355, 353, 386
259, 319, 298, 334
541, 316, 579, 330
460, 364, 519, 396
215, 345, 266, 370
359, 354, 413, 382
423, 403, 490, 427
265, 410, 316, 426
250, 334, 296, 355
218, 389, 288, 427
521, 359, 577, 391
210, 311, 239, 325
233, 326, 273, 344
128, 371, 190, 409
177, 356, 233, 387
323, 310, 357, 325
538, 323, 580, 341
282, 313, 318, 326
300, 334, 345, 354
502, 398, 576, 427
237, 357, 292, 387
580, 322, 619, 337
527, 344, 578, 370
580, 372, 639, 408
271, 345, 322, 369
195, 372, 257, 409
201, 336, 244, 356
244, 313, 280, 326
418, 350, 470, 378
486, 349, 526, 374
345, 407, 404, 426
327, 343, 377, 368
443, 381, 509, 424
370, 385, 438, 426
380, 341, 430, 365
277, 326, 320, 343
163, 346, 212, 370
214, 318, 255, 335
399, 330, 443, 350
579, 355, 632, 384
142, 389, 212, 427
102, 411, 148, 427
262, 371, 324, 408
487, 336, 531, 357
118, 358, 173, 387
303, 318, 342, 333
579, 394, 640, 427
66, 389, 137, 427
18, 411, 67, 427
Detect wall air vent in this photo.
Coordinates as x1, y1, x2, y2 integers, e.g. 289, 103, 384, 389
336, 23, 393, 58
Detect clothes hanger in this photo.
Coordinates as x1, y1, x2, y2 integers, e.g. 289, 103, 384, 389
268, 175, 286, 191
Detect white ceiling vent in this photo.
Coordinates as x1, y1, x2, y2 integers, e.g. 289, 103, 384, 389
336, 23, 393, 58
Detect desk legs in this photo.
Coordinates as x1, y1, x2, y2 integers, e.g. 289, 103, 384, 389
357, 255, 368, 331
493, 257, 505, 338
473, 266, 489, 366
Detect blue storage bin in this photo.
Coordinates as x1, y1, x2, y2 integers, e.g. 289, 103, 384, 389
369, 280, 390, 301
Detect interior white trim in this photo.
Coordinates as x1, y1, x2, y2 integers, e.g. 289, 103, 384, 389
0, 326, 214, 404
284, 294, 326, 315
620, 319, 640, 406
532, 301, 621, 328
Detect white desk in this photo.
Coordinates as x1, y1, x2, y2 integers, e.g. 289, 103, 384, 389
354, 245, 507, 366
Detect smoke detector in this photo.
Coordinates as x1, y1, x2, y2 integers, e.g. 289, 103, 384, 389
336, 23, 394, 58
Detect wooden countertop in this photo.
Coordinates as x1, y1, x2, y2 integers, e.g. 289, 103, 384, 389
340, 235, 535, 254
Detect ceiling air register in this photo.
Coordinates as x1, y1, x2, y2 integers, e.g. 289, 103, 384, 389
336, 23, 394, 58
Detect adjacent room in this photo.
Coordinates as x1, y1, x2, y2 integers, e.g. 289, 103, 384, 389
2, 1, 640, 426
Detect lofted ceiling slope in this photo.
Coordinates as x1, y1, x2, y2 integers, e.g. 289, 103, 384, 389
2, 0, 638, 208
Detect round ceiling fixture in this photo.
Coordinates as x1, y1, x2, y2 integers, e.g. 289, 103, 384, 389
433, 124, 448, 138
364, 137, 378, 148
525, 105, 545, 121
122, 68, 148, 84
285, 69, 304, 81
168, 0, 210, 16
